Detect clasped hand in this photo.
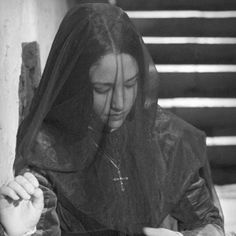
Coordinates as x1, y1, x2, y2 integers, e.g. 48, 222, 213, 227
0, 172, 44, 236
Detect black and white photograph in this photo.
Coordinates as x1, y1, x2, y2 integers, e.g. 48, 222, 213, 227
0, 0, 236, 235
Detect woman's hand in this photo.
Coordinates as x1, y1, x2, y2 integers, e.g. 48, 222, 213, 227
0, 172, 44, 236
143, 227, 183, 236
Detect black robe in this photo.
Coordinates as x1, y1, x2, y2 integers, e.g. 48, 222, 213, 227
11, 107, 223, 236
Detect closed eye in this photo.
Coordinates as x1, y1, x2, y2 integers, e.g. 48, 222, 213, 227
125, 77, 137, 88
93, 84, 112, 94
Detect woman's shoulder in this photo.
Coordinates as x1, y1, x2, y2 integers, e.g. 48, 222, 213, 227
29, 123, 83, 172
154, 105, 206, 141
153, 106, 207, 169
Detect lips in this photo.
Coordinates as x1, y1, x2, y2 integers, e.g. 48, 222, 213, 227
108, 113, 125, 120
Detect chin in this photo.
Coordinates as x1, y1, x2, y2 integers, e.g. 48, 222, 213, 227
108, 120, 124, 130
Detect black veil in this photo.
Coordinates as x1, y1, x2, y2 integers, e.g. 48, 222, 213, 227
14, 3, 223, 234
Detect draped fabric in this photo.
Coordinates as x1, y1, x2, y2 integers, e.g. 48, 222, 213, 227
14, 3, 223, 235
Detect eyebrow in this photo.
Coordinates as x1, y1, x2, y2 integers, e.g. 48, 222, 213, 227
92, 73, 139, 86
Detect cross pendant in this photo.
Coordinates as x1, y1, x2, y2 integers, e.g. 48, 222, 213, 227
113, 169, 128, 192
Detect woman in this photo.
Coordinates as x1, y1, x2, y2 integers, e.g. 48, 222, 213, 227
0, 3, 224, 236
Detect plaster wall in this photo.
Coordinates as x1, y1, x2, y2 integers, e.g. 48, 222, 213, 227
0, 0, 68, 185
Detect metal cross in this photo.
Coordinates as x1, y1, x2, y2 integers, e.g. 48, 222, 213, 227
113, 169, 128, 192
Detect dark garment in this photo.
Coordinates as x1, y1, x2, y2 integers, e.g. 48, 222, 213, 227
1, 107, 222, 236
28, 168, 223, 236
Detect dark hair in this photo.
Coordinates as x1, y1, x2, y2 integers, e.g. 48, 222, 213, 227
44, 9, 144, 137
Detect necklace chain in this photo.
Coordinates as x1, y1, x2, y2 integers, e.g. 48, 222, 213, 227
88, 127, 128, 192
91, 138, 121, 169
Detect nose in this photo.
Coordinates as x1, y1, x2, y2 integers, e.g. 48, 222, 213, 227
111, 86, 124, 111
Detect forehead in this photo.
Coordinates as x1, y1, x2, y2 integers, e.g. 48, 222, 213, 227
89, 53, 138, 83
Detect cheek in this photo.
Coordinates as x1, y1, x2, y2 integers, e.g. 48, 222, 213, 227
93, 91, 111, 115
125, 85, 137, 108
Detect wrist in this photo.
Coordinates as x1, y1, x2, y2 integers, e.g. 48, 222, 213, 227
4, 227, 36, 236
22, 227, 37, 236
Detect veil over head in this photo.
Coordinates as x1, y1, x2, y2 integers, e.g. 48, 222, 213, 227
14, 3, 222, 234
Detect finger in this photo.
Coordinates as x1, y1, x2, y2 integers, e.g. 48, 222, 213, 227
15, 175, 35, 195
23, 172, 39, 188
31, 188, 44, 210
8, 181, 31, 200
143, 227, 161, 236
143, 228, 175, 236
0, 185, 20, 201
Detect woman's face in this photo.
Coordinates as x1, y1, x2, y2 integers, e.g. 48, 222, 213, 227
89, 53, 138, 130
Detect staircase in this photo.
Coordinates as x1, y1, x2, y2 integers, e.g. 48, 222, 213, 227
114, 0, 236, 185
